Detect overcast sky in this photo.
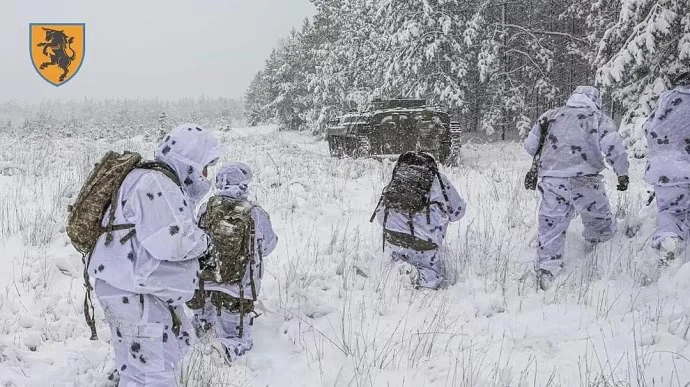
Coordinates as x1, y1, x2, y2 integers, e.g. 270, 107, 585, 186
0, 0, 314, 103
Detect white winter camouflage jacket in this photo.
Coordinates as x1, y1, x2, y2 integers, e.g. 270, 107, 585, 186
88, 124, 220, 305
524, 86, 629, 178
644, 85, 690, 186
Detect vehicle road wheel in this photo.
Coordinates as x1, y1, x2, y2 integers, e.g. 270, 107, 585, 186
354, 136, 371, 159
328, 136, 344, 158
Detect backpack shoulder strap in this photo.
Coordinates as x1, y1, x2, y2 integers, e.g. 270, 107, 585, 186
435, 172, 450, 205
238, 203, 259, 337
137, 161, 181, 187
370, 196, 384, 223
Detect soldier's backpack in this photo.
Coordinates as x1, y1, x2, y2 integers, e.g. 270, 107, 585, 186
197, 195, 258, 336
370, 151, 449, 251
67, 151, 180, 340
198, 196, 257, 293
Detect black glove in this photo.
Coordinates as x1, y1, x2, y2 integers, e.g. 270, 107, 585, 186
198, 240, 216, 271
617, 175, 629, 191
198, 251, 212, 270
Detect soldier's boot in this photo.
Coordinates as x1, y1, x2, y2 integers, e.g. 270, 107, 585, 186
398, 262, 420, 287
211, 293, 255, 362
538, 269, 554, 291
211, 339, 234, 366
106, 369, 119, 385
659, 236, 682, 265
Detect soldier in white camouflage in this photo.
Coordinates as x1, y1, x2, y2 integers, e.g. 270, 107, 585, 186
524, 86, 629, 290
88, 124, 220, 386
188, 162, 278, 361
644, 71, 690, 261
371, 152, 466, 289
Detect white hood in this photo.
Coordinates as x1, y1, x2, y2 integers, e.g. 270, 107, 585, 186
566, 86, 602, 110
154, 123, 221, 205
215, 162, 253, 200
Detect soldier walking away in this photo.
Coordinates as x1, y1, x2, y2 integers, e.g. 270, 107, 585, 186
523, 86, 629, 290
643, 71, 690, 262
187, 162, 278, 362
371, 151, 466, 289
69, 124, 221, 386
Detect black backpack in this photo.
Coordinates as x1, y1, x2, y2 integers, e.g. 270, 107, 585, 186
371, 152, 449, 251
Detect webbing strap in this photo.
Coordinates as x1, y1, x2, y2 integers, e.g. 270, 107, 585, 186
238, 276, 245, 338
436, 173, 450, 203
104, 190, 122, 246
169, 306, 181, 336
248, 214, 258, 302
109, 223, 135, 231
370, 196, 383, 223
119, 229, 136, 244
82, 252, 98, 340
138, 161, 181, 187
408, 211, 415, 237
382, 208, 390, 251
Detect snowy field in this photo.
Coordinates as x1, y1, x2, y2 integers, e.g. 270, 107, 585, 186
1, 125, 689, 386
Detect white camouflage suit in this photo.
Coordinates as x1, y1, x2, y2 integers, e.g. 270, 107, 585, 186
644, 84, 690, 253
89, 124, 220, 386
375, 172, 466, 289
524, 86, 629, 276
191, 162, 278, 360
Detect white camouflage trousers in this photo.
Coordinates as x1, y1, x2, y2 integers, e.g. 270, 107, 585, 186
190, 293, 255, 360
537, 176, 616, 275
95, 280, 194, 387
652, 184, 690, 251
388, 244, 444, 289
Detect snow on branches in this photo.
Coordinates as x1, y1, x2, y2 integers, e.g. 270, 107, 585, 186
247, 0, 688, 141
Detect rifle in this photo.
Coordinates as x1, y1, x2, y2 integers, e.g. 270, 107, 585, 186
524, 117, 550, 190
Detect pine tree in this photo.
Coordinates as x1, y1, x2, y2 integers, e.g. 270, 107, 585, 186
592, 0, 690, 144
245, 70, 271, 126
247, 0, 686, 141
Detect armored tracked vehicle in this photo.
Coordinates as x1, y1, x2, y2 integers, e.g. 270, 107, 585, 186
325, 98, 457, 164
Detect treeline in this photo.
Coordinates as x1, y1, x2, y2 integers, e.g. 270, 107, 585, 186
0, 97, 243, 140
245, 0, 689, 144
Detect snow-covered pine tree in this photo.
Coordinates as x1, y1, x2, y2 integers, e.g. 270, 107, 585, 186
245, 71, 271, 127
308, 0, 383, 132
591, 0, 690, 150
466, 0, 589, 138
375, 0, 472, 114
248, 0, 595, 138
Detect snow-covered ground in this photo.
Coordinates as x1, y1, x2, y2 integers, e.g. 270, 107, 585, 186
1, 125, 689, 386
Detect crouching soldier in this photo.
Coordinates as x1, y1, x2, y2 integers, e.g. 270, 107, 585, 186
644, 71, 690, 261
524, 86, 629, 290
86, 124, 221, 386
188, 162, 278, 362
371, 151, 466, 289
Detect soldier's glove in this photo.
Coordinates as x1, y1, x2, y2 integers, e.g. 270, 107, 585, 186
198, 251, 212, 270
617, 175, 629, 191
198, 240, 217, 271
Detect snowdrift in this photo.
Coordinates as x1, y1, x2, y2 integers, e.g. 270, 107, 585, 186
0, 126, 688, 386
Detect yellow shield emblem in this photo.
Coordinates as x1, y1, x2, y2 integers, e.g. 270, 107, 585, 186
30, 23, 85, 86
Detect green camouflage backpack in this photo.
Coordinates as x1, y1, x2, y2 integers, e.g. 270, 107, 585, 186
66, 150, 180, 340
199, 196, 256, 292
